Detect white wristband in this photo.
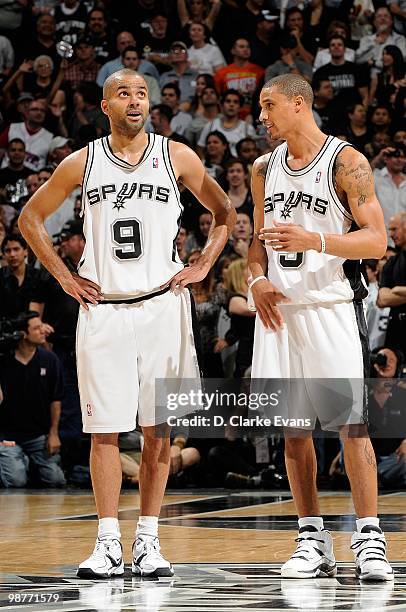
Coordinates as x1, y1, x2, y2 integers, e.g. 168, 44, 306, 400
248, 275, 267, 290
318, 232, 326, 254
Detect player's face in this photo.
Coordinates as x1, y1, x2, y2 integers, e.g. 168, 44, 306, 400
102, 76, 150, 136
259, 87, 298, 140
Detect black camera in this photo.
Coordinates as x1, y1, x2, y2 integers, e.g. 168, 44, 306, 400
0, 319, 24, 356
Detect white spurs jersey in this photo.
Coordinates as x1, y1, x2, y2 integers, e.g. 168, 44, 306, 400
78, 134, 184, 298
264, 136, 364, 304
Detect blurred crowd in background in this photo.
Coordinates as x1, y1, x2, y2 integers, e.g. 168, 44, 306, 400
0, 0, 405, 492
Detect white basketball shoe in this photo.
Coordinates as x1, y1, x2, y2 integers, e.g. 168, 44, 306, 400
281, 526, 337, 578
132, 536, 174, 577
351, 525, 394, 581
77, 537, 124, 579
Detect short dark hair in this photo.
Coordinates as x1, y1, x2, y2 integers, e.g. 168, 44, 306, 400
151, 103, 173, 122
263, 74, 313, 106
329, 34, 346, 46
221, 88, 243, 106
14, 311, 41, 334
161, 82, 181, 99
8, 138, 25, 149
312, 77, 331, 93
1, 233, 27, 253
225, 157, 248, 173
236, 137, 256, 156
122, 44, 140, 58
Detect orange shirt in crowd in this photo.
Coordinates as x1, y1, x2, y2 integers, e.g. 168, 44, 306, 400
214, 62, 265, 119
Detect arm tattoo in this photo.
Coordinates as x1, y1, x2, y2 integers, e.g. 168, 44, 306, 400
256, 159, 268, 180
333, 152, 373, 208
364, 440, 377, 471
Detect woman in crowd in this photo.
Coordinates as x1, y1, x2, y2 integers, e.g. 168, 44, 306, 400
187, 73, 217, 115
370, 46, 406, 107
187, 22, 225, 74
177, 0, 221, 34
225, 158, 253, 220
204, 130, 231, 180
4, 55, 55, 100
184, 210, 212, 255
188, 249, 224, 377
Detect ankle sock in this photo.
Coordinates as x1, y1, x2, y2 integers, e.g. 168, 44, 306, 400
298, 516, 324, 531
136, 515, 158, 539
98, 517, 120, 540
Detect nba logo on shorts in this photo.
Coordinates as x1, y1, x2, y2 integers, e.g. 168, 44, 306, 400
315, 171, 322, 183
153, 157, 159, 168
87, 403, 92, 416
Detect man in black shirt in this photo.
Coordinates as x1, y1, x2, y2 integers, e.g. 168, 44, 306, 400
313, 35, 369, 123
0, 139, 31, 191
378, 212, 406, 356
0, 234, 51, 319
0, 312, 65, 487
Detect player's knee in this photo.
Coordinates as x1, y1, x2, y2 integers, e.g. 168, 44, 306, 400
91, 433, 119, 447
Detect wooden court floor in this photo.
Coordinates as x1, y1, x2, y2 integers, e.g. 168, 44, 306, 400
0, 488, 405, 611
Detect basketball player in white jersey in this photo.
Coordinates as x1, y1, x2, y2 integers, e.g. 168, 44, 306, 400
19, 69, 236, 578
248, 75, 394, 581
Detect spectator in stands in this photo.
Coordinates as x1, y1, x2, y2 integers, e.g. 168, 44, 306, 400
63, 36, 101, 91
185, 211, 212, 254
284, 7, 317, 64
85, 8, 111, 65
159, 41, 199, 105
48, 136, 72, 166
373, 145, 406, 229
365, 131, 392, 164
313, 20, 355, 72
176, 226, 189, 262
188, 248, 224, 376
370, 105, 393, 136
0, 311, 65, 488
355, 7, 406, 73
149, 104, 190, 145
312, 77, 334, 133
0, 35, 14, 83
68, 82, 108, 143
25, 173, 40, 198
121, 46, 160, 105
250, 10, 280, 69
225, 158, 253, 219
378, 212, 406, 357
38, 167, 53, 186
203, 130, 231, 179
223, 211, 253, 259
1, 99, 53, 172
214, 38, 264, 119
160, 83, 193, 134
343, 103, 371, 153
198, 90, 256, 157
185, 84, 220, 148
43, 219, 84, 450
369, 347, 406, 489
186, 73, 216, 114
0, 0, 24, 46
313, 35, 369, 114
53, 0, 87, 45
369, 45, 406, 106
187, 22, 225, 75
236, 137, 259, 167
139, 13, 173, 74
96, 31, 160, 86
26, 14, 58, 66
0, 234, 51, 319
265, 32, 313, 82
177, 0, 222, 35
364, 259, 390, 350
222, 257, 255, 377
0, 140, 31, 191
389, 0, 406, 36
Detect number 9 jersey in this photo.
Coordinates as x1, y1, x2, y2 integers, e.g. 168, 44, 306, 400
264, 136, 363, 305
78, 134, 184, 298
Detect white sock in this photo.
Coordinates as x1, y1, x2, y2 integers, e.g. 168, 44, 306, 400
98, 517, 120, 540
356, 516, 380, 532
136, 515, 158, 539
298, 516, 324, 531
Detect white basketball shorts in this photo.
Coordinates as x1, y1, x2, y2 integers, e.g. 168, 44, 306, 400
251, 300, 369, 431
76, 289, 200, 433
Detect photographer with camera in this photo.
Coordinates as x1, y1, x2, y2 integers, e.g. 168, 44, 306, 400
378, 212, 406, 357
373, 144, 406, 229
369, 347, 406, 489
0, 311, 66, 488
